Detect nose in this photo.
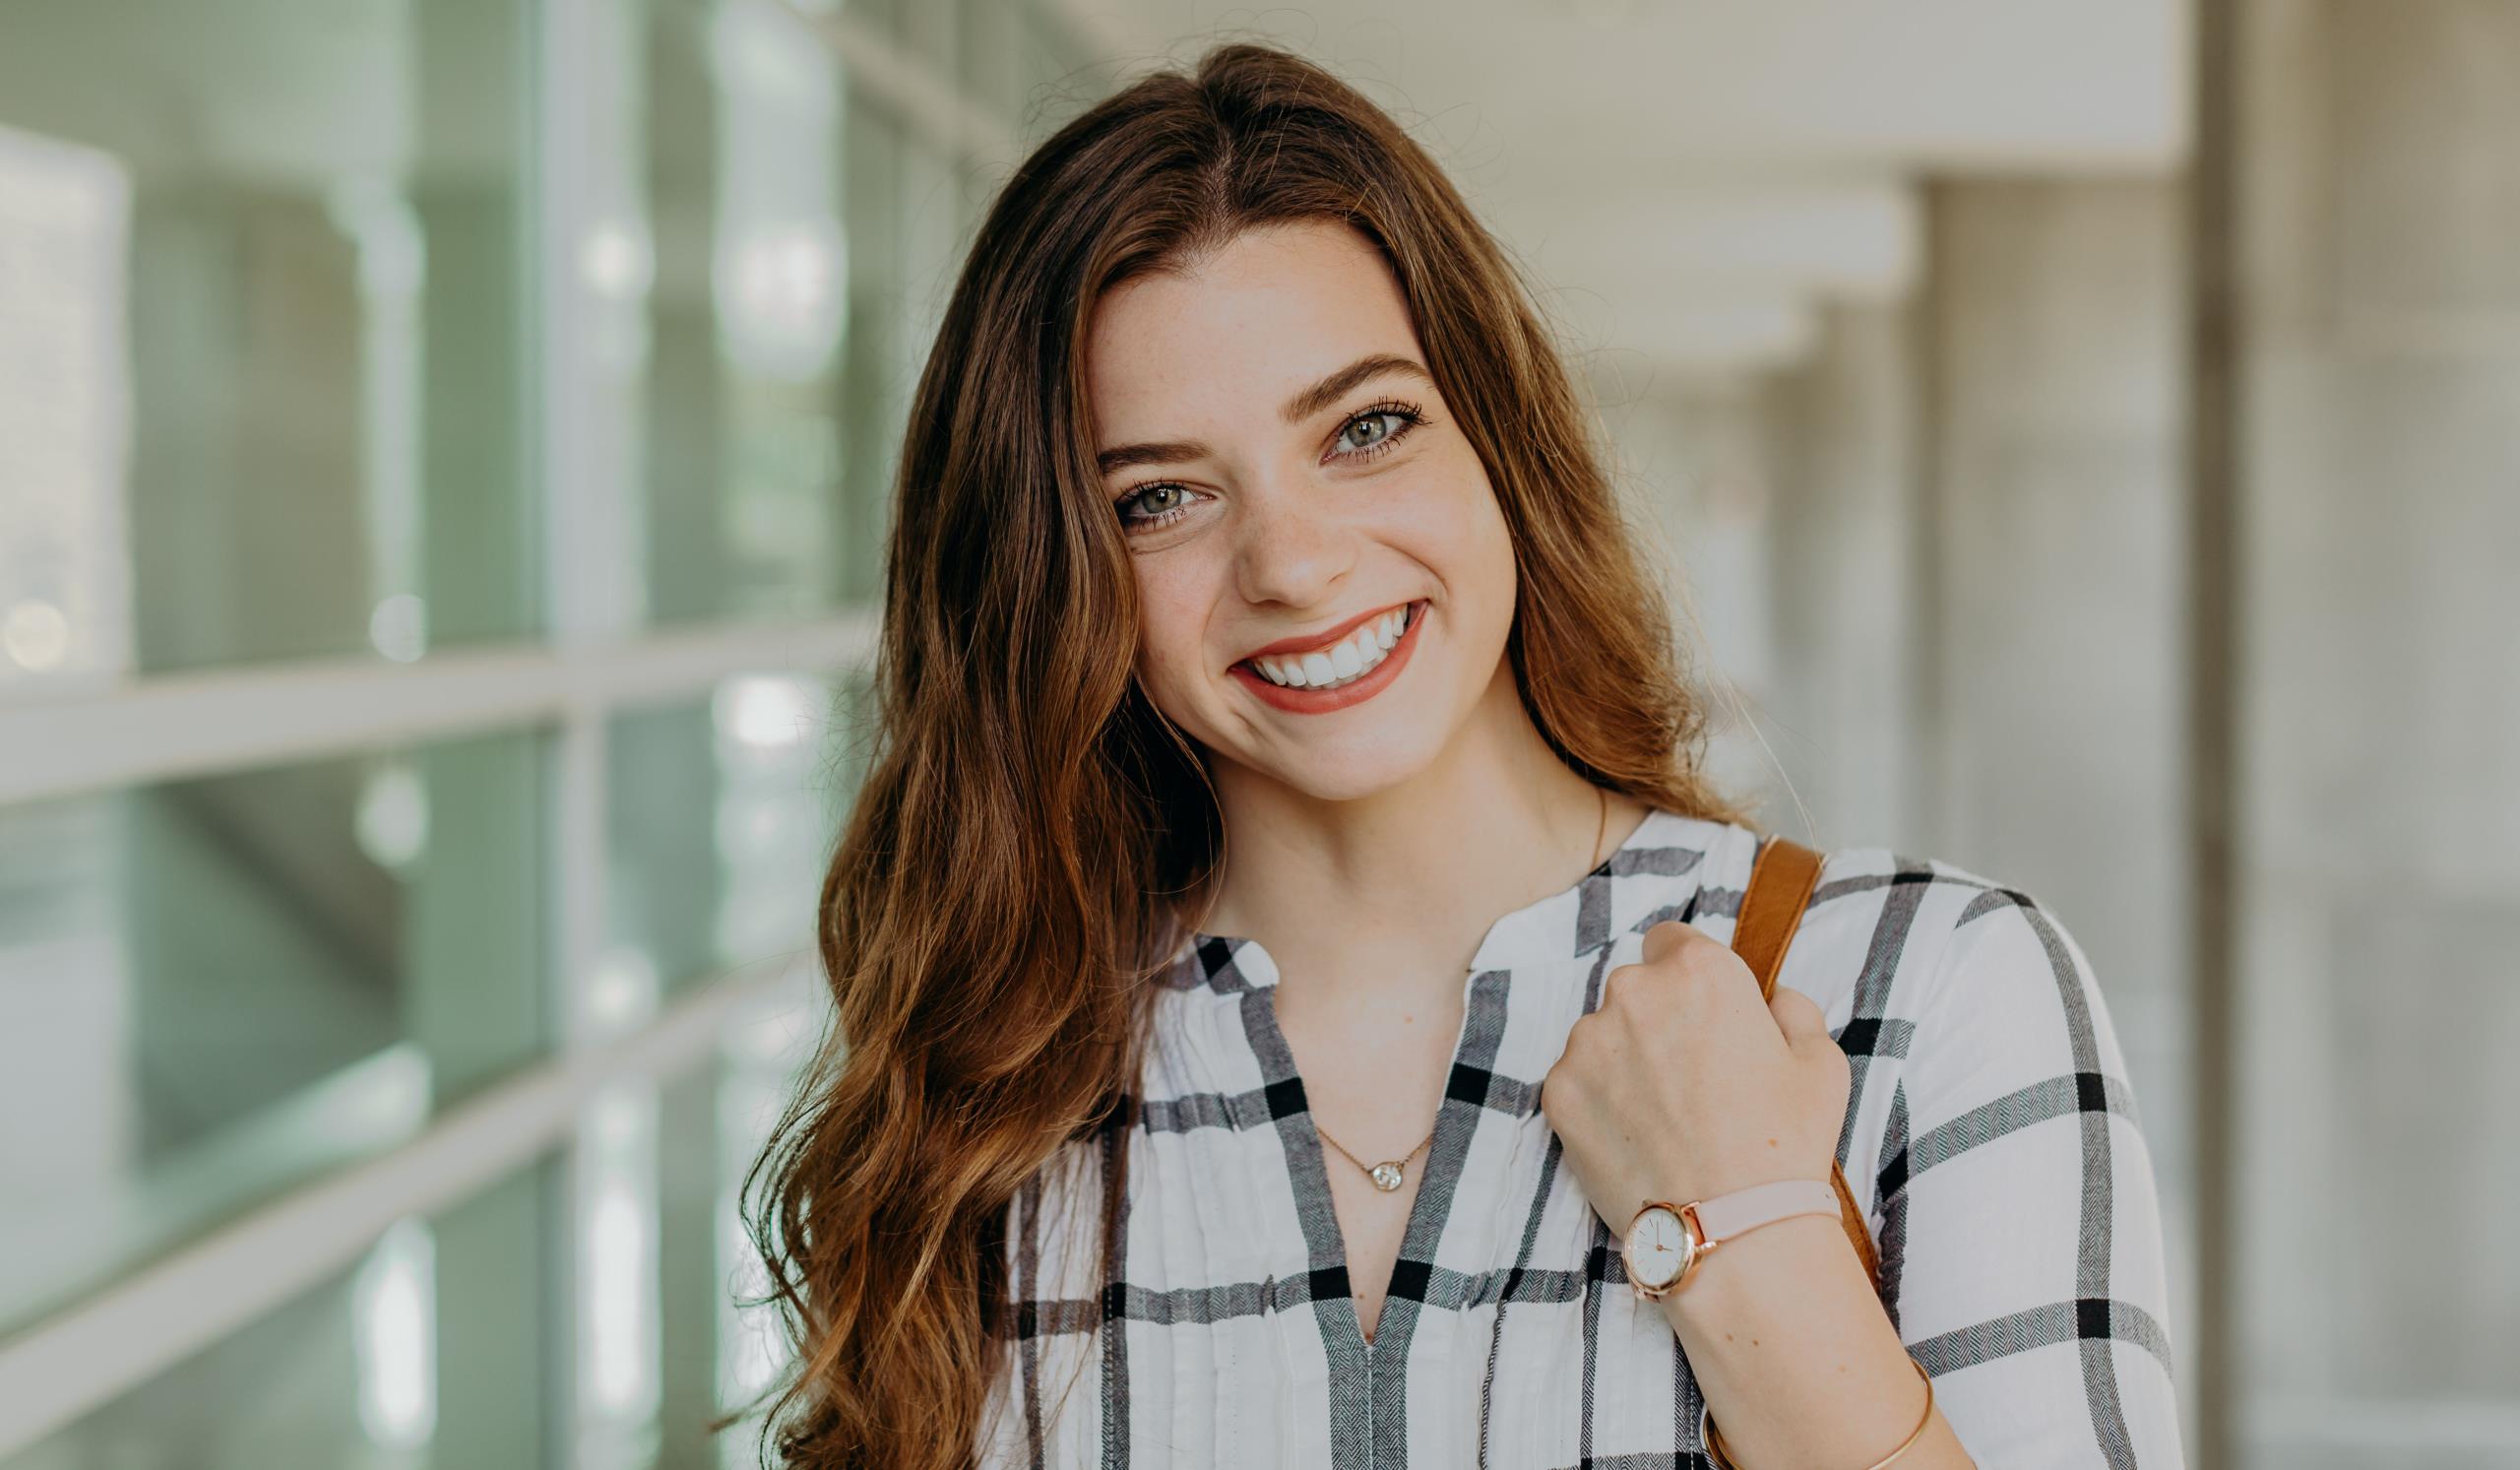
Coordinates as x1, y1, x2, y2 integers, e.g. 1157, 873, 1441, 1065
1231, 474, 1357, 611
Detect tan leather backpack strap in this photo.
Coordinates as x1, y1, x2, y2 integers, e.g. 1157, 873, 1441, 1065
1732, 834, 1883, 1286
1733, 835, 1824, 998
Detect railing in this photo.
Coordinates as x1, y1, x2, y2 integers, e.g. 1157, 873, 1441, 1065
0, 955, 816, 1453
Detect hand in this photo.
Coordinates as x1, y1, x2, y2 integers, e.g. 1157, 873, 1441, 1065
1539, 919, 1852, 1246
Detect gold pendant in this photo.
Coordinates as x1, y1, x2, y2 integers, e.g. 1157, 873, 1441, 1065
1368, 1161, 1406, 1191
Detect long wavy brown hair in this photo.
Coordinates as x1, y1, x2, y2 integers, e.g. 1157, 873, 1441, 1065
734, 39, 1749, 1469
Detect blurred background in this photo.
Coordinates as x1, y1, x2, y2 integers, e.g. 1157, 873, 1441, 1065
0, 1, 2510, 1466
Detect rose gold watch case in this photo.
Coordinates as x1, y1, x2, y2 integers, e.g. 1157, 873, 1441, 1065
1621, 1199, 1711, 1303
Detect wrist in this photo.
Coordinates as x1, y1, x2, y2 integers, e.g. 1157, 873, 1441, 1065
1653, 1218, 1936, 1466
1621, 1177, 1845, 1307
1656, 1211, 1862, 1334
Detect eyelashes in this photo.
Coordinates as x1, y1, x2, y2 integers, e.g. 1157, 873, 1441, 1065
1328, 399, 1429, 460
1111, 399, 1431, 536
1111, 480, 1202, 534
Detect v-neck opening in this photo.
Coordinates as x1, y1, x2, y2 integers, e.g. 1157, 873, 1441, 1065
1267, 959, 1481, 1346
1234, 954, 1519, 1462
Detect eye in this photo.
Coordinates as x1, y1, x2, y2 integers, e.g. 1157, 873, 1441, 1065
1328, 401, 1426, 460
1338, 414, 1396, 452
1335, 411, 1407, 454
1114, 481, 1205, 534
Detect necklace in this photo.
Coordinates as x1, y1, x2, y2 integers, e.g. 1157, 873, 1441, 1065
1313, 786, 1611, 1194
1314, 1123, 1430, 1192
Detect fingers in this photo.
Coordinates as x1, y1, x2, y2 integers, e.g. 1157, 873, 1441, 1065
1771, 985, 1853, 1097
1639, 918, 1690, 966
1767, 984, 1828, 1046
1624, 920, 1759, 1019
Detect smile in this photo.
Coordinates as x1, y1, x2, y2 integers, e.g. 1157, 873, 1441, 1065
1228, 601, 1426, 714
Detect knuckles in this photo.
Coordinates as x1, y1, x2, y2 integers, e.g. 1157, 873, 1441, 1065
1537, 1046, 1589, 1118
1604, 921, 1753, 1013
1551, 921, 1808, 1098
1548, 922, 1857, 1165
1546, 1009, 1625, 1099
1814, 1035, 1855, 1095
1555, 1008, 1617, 1069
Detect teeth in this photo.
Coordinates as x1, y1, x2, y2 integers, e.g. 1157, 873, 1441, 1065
1248, 604, 1415, 691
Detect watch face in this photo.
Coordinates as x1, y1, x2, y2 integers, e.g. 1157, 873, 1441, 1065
1625, 1205, 1692, 1289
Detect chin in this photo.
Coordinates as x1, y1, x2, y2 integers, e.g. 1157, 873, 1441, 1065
1269, 752, 1436, 803
1235, 705, 1462, 801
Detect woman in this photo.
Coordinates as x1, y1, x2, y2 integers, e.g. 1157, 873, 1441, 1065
740, 42, 2182, 1470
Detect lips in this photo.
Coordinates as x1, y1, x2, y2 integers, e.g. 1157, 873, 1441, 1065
1238, 604, 1412, 690
1227, 600, 1428, 714
1235, 601, 1417, 664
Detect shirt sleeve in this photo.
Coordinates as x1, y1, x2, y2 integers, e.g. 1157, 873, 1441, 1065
1870, 882, 2186, 1468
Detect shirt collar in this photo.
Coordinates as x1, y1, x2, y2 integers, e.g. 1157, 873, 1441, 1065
1176, 806, 1720, 987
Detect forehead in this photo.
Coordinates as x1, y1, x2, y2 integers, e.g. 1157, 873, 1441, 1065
1084, 221, 1422, 440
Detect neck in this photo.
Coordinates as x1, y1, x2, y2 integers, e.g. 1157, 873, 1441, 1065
1196, 660, 1643, 995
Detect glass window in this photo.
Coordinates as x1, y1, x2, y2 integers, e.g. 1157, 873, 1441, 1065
0, 0, 536, 684
630, 0, 875, 629
3, 1159, 567, 1470
0, 993, 821, 1470
0, 729, 549, 1338
0, 1, 1063, 1461
605, 671, 862, 1001
836, 81, 913, 607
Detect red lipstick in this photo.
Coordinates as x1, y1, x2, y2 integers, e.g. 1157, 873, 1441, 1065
1228, 601, 1426, 715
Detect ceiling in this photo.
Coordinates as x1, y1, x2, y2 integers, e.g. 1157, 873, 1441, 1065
1061, 0, 2190, 375
0, 0, 2190, 380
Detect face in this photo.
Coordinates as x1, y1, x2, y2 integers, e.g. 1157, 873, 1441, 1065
1083, 221, 1519, 802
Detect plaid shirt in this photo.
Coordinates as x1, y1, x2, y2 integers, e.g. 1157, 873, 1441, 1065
986, 809, 2183, 1467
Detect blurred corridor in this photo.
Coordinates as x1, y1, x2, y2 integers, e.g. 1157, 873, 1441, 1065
0, 2, 2513, 1466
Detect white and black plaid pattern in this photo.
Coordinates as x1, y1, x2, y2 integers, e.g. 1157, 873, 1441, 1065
983, 810, 2183, 1466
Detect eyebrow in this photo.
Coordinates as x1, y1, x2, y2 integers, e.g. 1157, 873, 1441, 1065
1093, 352, 1434, 477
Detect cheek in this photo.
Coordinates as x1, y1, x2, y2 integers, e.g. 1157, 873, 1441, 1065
1128, 563, 1210, 701
1396, 450, 1516, 591
1461, 482, 1517, 581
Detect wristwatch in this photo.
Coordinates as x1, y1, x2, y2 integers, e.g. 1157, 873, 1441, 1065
1620, 1179, 1841, 1301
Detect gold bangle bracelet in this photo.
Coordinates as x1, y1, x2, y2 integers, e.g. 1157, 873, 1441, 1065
1700, 1354, 1934, 1470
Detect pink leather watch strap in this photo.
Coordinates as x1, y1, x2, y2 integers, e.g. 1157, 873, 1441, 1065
1692, 1178, 1841, 1246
